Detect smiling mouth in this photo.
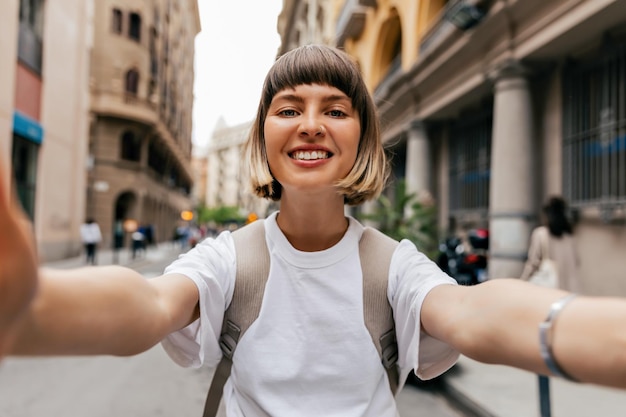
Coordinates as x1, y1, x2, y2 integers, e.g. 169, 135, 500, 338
290, 150, 331, 160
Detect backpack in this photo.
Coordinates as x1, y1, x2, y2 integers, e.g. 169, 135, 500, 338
202, 220, 400, 417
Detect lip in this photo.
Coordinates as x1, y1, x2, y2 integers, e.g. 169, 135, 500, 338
287, 145, 333, 168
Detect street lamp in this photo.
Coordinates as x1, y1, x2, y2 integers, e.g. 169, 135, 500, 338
446, 2, 485, 31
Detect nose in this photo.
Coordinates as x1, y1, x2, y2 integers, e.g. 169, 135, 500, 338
297, 115, 325, 137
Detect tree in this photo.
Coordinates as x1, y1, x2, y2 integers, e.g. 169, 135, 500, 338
196, 204, 246, 226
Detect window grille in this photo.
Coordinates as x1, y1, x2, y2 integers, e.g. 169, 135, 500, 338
449, 106, 492, 218
563, 41, 626, 210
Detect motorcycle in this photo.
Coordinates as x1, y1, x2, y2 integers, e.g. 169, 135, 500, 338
436, 228, 489, 285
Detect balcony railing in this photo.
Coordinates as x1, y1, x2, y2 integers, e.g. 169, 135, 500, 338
336, 0, 375, 46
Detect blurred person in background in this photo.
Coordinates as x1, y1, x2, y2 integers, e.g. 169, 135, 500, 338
521, 196, 582, 292
80, 218, 102, 266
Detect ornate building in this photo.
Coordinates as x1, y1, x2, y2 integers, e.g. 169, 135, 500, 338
278, 0, 626, 295
88, 0, 200, 247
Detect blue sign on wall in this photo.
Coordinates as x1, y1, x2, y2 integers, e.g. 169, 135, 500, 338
13, 111, 44, 144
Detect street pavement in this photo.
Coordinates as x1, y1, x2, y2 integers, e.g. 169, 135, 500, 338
20, 243, 626, 416
441, 354, 626, 417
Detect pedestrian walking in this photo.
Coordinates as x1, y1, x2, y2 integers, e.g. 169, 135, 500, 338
80, 218, 102, 265
1, 45, 626, 417
521, 196, 582, 417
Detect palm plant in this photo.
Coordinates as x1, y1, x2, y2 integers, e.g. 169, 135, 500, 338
358, 179, 439, 259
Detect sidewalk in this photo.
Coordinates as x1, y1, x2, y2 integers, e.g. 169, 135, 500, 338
43, 242, 184, 270
442, 355, 626, 417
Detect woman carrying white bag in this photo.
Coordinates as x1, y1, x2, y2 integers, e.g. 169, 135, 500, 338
521, 195, 582, 417
521, 196, 582, 293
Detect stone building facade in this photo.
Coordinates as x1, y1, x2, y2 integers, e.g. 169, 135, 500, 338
0, 0, 92, 262
205, 119, 270, 219
88, 0, 200, 248
278, 0, 626, 296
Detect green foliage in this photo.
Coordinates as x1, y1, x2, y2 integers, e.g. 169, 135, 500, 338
358, 179, 439, 259
196, 204, 246, 225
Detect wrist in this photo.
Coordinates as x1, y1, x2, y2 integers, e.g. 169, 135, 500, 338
539, 293, 578, 381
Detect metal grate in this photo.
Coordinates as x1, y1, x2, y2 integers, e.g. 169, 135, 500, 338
563, 41, 626, 209
449, 106, 492, 217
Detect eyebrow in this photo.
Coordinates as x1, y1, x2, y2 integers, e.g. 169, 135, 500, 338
273, 93, 351, 104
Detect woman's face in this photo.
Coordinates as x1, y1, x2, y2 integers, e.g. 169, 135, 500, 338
264, 83, 360, 198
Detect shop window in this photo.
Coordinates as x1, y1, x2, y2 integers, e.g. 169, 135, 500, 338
11, 135, 39, 220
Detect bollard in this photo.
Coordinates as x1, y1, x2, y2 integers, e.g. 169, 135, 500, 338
538, 374, 551, 417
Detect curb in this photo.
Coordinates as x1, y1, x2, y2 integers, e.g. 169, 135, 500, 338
440, 377, 498, 417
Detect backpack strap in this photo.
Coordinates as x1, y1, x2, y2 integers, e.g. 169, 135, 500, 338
203, 220, 269, 417
360, 227, 400, 394
203, 222, 399, 417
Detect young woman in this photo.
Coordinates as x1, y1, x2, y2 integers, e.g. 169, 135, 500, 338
521, 196, 582, 292
1, 45, 626, 416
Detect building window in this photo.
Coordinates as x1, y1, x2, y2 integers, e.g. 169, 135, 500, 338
129, 12, 142, 42
120, 131, 142, 162
17, 0, 45, 74
449, 106, 492, 218
111, 8, 123, 34
12, 135, 39, 220
125, 68, 139, 95
563, 41, 626, 209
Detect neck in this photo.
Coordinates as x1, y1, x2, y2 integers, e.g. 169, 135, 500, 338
276, 192, 349, 251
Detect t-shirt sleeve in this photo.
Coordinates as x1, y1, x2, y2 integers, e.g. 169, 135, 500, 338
160, 231, 236, 369
389, 239, 460, 384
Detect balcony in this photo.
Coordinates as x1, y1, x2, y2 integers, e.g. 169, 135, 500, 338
336, 0, 376, 47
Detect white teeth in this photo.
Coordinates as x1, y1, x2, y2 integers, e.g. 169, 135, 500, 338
292, 150, 329, 160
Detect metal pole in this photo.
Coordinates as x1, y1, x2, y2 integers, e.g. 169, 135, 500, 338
538, 375, 551, 417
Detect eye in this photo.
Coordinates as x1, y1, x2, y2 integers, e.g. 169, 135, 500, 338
279, 109, 298, 117
328, 109, 346, 118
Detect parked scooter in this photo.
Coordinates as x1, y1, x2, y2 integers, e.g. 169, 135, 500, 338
436, 228, 489, 285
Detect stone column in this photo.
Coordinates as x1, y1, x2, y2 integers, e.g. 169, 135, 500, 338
405, 120, 432, 204
488, 62, 536, 279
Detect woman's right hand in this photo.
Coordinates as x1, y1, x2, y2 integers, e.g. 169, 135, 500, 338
0, 164, 39, 359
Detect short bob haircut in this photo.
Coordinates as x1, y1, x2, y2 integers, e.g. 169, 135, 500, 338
245, 44, 389, 206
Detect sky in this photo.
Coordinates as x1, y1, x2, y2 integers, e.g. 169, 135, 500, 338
192, 1, 283, 152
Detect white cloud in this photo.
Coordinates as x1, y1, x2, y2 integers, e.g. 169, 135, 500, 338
192, 1, 283, 150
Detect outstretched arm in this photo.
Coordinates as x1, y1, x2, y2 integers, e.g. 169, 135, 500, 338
0, 161, 199, 358
422, 280, 626, 389
10, 268, 200, 356
0, 165, 39, 357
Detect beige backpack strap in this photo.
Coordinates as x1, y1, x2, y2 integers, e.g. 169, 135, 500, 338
203, 220, 269, 417
360, 227, 400, 394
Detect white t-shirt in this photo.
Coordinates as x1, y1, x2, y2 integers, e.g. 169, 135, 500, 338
80, 222, 102, 244
161, 212, 459, 417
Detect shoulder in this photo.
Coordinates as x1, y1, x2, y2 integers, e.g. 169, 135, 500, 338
164, 230, 237, 289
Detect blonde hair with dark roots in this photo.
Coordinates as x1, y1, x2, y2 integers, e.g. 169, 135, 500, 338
245, 44, 389, 206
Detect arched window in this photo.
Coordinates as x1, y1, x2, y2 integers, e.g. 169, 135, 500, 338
111, 8, 123, 34
129, 12, 142, 41
125, 68, 139, 95
120, 131, 142, 162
